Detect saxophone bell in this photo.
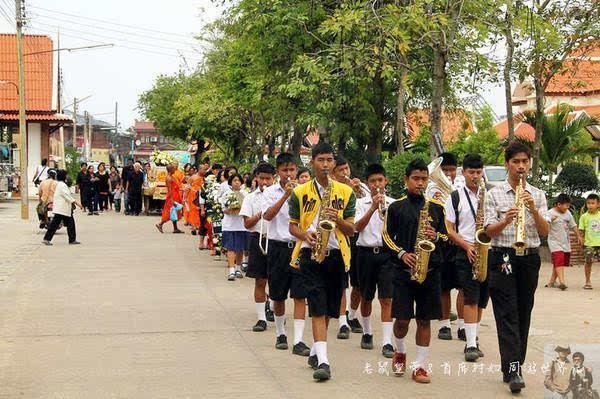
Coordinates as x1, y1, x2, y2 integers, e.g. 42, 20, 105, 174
411, 195, 435, 284
473, 178, 491, 282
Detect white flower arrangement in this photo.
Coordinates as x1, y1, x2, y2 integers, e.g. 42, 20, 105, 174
150, 150, 175, 166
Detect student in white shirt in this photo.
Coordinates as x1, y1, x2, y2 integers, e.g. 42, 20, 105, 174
354, 164, 396, 358
262, 152, 309, 356
220, 173, 248, 281
42, 169, 83, 245
239, 162, 276, 332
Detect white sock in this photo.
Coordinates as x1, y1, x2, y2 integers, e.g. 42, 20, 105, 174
414, 345, 429, 369
293, 319, 305, 345
339, 314, 349, 328
228, 267, 235, 275
465, 323, 477, 348
476, 322, 480, 335
310, 343, 316, 356
235, 264, 241, 272
361, 316, 372, 335
348, 308, 357, 320
439, 319, 451, 329
382, 322, 393, 346
458, 319, 465, 330
394, 335, 406, 353
314, 341, 329, 365
256, 302, 266, 321
269, 299, 275, 310
274, 315, 286, 337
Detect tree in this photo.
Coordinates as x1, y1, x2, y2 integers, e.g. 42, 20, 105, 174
555, 162, 599, 198
448, 107, 504, 165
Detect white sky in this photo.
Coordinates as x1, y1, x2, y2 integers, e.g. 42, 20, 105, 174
0, 0, 507, 130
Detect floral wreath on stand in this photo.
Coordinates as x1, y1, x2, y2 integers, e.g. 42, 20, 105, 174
203, 175, 223, 249
150, 150, 175, 166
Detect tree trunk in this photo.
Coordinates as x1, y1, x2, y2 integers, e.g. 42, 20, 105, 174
504, 7, 515, 141
366, 70, 385, 164
289, 122, 304, 158
395, 66, 408, 155
268, 134, 276, 159
430, 45, 446, 157
532, 77, 545, 180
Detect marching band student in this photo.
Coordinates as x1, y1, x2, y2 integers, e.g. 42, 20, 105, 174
428, 152, 465, 342
444, 154, 488, 362
383, 158, 448, 384
297, 167, 311, 184
289, 142, 356, 381
240, 162, 276, 332
331, 156, 362, 338
262, 153, 310, 356
484, 141, 549, 394
354, 164, 395, 358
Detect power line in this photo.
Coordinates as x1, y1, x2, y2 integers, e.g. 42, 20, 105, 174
29, 4, 199, 40
29, 11, 200, 47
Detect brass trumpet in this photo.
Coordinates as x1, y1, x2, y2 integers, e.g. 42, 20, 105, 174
344, 174, 370, 199
375, 187, 387, 220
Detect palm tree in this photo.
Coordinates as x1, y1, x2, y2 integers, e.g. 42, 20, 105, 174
521, 104, 599, 182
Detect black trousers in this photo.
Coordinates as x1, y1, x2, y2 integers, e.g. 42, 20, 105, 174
43, 213, 76, 243
98, 193, 109, 210
128, 192, 142, 215
488, 249, 540, 377
87, 191, 98, 212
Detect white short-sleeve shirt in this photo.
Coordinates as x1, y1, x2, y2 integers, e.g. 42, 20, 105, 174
261, 184, 294, 242
355, 195, 395, 247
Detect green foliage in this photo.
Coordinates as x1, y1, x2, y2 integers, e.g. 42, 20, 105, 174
64, 147, 82, 187
555, 163, 599, 197
383, 151, 430, 198
448, 107, 504, 165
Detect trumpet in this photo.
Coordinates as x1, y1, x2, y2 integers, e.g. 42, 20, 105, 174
344, 174, 370, 198
286, 176, 298, 188
375, 187, 387, 220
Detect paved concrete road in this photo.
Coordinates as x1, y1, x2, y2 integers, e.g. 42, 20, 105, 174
0, 201, 598, 398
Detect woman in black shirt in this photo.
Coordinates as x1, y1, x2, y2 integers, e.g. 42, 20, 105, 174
84, 165, 99, 215
96, 162, 110, 212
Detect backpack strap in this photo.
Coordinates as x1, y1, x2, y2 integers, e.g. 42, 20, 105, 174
451, 190, 460, 233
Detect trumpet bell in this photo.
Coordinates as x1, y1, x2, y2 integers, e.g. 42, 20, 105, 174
427, 157, 453, 200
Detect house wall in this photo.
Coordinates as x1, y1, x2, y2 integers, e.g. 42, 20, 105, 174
514, 94, 600, 113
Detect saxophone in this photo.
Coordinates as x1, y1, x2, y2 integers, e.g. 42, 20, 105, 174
411, 193, 436, 284
512, 172, 527, 256
473, 179, 491, 282
311, 173, 336, 263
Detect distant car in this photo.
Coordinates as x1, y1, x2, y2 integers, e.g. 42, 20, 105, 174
484, 166, 507, 189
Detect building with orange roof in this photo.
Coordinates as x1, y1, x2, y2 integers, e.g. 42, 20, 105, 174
0, 33, 70, 195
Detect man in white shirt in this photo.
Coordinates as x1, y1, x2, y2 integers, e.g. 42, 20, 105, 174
42, 170, 83, 245
354, 164, 396, 358
445, 154, 489, 362
428, 152, 465, 342
240, 162, 275, 332
261, 153, 309, 356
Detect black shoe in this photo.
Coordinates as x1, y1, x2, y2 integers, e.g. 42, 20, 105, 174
509, 374, 525, 393
292, 341, 311, 356
476, 343, 484, 358
438, 326, 452, 340
93, 212, 99, 215
42, 240, 53, 246
88, 212, 93, 215
360, 334, 374, 350
275, 334, 288, 350
308, 354, 318, 370
337, 325, 350, 339
265, 302, 275, 322
348, 316, 363, 333
252, 320, 267, 332
464, 346, 479, 362
313, 363, 331, 381
382, 343, 395, 358
69, 241, 81, 245
457, 328, 466, 341
503, 374, 511, 383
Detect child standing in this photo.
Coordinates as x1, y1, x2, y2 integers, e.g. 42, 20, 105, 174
546, 194, 580, 290
579, 193, 600, 290
220, 174, 248, 281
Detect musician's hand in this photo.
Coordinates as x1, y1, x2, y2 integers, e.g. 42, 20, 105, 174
401, 252, 417, 268
325, 207, 338, 222
370, 193, 385, 212
463, 244, 477, 264
425, 225, 437, 240
433, 191, 443, 200
284, 179, 297, 194
521, 191, 536, 212
350, 178, 361, 189
304, 231, 318, 246
504, 207, 519, 224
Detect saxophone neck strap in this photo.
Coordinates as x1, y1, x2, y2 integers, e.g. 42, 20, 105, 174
463, 187, 477, 222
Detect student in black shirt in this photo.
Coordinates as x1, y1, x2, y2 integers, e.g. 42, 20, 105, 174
126, 162, 144, 216
382, 158, 448, 384
96, 162, 110, 212
121, 159, 134, 214
75, 162, 88, 211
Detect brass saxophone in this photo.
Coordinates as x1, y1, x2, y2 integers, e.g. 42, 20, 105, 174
473, 179, 491, 282
512, 172, 527, 256
311, 173, 336, 263
411, 193, 435, 284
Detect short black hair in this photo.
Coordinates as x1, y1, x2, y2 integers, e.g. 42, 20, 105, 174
555, 193, 571, 205
47, 169, 57, 179
440, 152, 457, 167
212, 163, 222, 170
56, 169, 67, 182
333, 156, 348, 169
276, 152, 296, 168
311, 142, 335, 159
297, 167, 311, 177
462, 154, 484, 170
365, 163, 386, 179
41, 158, 48, 166
505, 141, 531, 162
80, 162, 88, 167
228, 173, 244, 186
254, 162, 275, 175
572, 352, 585, 361
587, 193, 599, 202
405, 158, 428, 177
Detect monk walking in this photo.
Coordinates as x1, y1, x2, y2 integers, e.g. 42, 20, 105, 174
155, 164, 184, 234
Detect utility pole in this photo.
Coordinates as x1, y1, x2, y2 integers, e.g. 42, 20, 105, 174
87, 111, 92, 160
83, 111, 89, 161
57, 29, 66, 169
114, 101, 119, 163
72, 97, 77, 152
15, 0, 28, 220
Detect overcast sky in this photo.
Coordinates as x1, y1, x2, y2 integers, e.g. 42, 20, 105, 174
0, 0, 506, 130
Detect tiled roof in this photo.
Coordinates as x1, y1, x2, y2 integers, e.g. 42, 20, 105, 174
0, 111, 71, 122
0, 34, 53, 111
546, 59, 600, 95
406, 109, 472, 144
133, 120, 156, 130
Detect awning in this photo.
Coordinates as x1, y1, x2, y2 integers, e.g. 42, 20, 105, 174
0, 112, 72, 123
